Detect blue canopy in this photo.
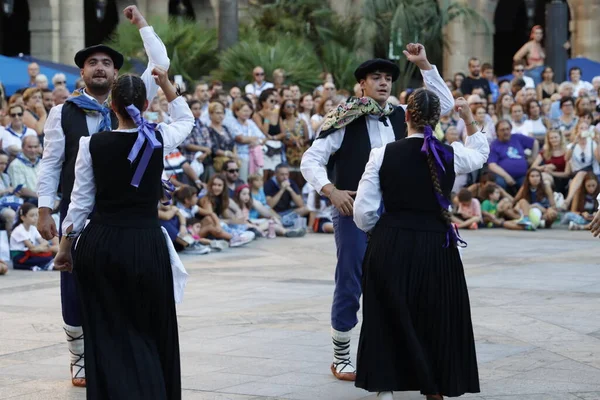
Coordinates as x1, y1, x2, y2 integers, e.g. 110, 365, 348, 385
0, 55, 80, 96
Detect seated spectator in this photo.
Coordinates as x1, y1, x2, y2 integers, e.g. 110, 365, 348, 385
264, 163, 309, 226
0, 153, 19, 233
522, 99, 550, 142
233, 184, 305, 237
535, 67, 558, 101
198, 174, 255, 247
554, 97, 578, 141
208, 102, 239, 173
10, 203, 55, 270
451, 189, 482, 230
570, 66, 594, 97
480, 184, 523, 230
41, 88, 53, 113
495, 93, 514, 121
52, 86, 69, 106
563, 120, 600, 208
223, 159, 245, 198
512, 61, 535, 89
510, 103, 527, 134
488, 120, 538, 194
157, 203, 211, 254
7, 136, 41, 204
52, 73, 67, 88
0, 104, 36, 156
21, 88, 46, 136
311, 97, 334, 133
531, 130, 570, 193
248, 173, 271, 215
163, 148, 203, 189
306, 186, 334, 233
576, 96, 593, 118
183, 100, 213, 177
468, 171, 514, 203
562, 172, 599, 230
473, 105, 495, 143
513, 168, 558, 228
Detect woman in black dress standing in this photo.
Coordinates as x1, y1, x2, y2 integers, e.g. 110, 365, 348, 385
54, 67, 193, 399
353, 91, 489, 399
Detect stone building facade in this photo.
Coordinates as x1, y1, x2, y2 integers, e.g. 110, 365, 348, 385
13, 0, 600, 74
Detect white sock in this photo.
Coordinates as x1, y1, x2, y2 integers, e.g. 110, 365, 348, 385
331, 327, 355, 374
64, 324, 85, 379
377, 392, 393, 400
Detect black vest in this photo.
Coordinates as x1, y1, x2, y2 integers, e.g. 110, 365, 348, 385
379, 137, 455, 231
325, 107, 406, 191
60, 102, 118, 206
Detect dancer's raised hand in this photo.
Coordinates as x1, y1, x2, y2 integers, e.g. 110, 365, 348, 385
123, 5, 148, 28
454, 98, 472, 120
403, 43, 432, 70
152, 66, 178, 102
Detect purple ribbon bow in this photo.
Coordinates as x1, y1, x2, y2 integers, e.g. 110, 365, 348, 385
125, 105, 161, 188
420, 125, 467, 248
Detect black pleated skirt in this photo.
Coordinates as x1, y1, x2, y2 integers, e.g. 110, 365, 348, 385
355, 213, 479, 397
74, 221, 181, 400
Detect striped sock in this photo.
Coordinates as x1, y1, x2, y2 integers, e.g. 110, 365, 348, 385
331, 327, 355, 374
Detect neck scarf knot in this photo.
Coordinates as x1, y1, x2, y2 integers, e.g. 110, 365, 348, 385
65, 88, 112, 132
319, 97, 394, 134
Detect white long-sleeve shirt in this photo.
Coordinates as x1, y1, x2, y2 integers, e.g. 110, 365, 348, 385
37, 26, 170, 210
300, 66, 453, 194
354, 131, 490, 232
62, 96, 194, 234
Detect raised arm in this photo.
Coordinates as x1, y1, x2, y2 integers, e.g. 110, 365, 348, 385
451, 98, 490, 174
400, 43, 454, 115
150, 67, 194, 155
354, 146, 384, 232
123, 6, 170, 102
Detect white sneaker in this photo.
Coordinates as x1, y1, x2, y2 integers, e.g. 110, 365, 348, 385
184, 243, 211, 255
210, 240, 228, 251
230, 231, 255, 248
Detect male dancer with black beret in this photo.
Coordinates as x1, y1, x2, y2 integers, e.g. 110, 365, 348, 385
301, 43, 454, 381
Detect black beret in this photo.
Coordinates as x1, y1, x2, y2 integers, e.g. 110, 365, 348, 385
74, 45, 124, 69
354, 58, 400, 83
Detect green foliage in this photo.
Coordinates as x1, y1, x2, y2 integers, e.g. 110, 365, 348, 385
215, 37, 322, 92
357, 0, 489, 88
319, 43, 363, 92
105, 18, 219, 82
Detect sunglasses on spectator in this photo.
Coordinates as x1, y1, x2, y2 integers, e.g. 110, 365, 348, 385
55, 80, 66, 84
324, 87, 336, 90
285, 104, 296, 109
10, 112, 23, 117
227, 169, 239, 173
254, 72, 265, 76
514, 68, 524, 73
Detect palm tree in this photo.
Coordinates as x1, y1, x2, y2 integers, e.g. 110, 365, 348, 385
357, 0, 489, 88
218, 0, 239, 51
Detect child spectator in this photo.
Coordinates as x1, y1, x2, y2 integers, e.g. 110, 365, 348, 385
158, 203, 211, 254
307, 188, 334, 233
10, 203, 55, 270
514, 168, 558, 228
562, 172, 599, 230
452, 189, 482, 230
248, 173, 268, 215
481, 184, 524, 230
531, 130, 570, 193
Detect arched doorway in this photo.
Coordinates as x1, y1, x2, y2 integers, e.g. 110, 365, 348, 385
494, 0, 529, 76
0, 0, 30, 56
84, 0, 120, 47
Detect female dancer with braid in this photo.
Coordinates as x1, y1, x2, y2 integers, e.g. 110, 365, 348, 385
353, 91, 489, 399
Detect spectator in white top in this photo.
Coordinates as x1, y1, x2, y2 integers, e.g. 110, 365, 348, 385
512, 61, 535, 89
52, 73, 67, 88
569, 67, 594, 97
510, 103, 527, 134
245, 66, 274, 97
0, 104, 36, 156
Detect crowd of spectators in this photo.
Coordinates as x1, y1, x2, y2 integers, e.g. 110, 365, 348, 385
0, 25, 597, 272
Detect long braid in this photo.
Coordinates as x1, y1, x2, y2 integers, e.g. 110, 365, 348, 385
406, 89, 453, 233
111, 73, 147, 121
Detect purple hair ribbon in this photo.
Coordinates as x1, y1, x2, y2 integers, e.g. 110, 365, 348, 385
420, 125, 467, 248
125, 105, 161, 188
161, 179, 176, 206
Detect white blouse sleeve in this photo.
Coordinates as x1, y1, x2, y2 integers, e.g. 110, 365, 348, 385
159, 96, 195, 156
354, 146, 385, 232
62, 137, 96, 236
300, 127, 345, 194
451, 130, 490, 174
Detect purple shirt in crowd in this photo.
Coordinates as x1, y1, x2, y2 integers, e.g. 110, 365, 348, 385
488, 134, 535, 179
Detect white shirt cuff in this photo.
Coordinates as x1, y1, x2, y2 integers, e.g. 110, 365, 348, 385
38, 196, 55, 210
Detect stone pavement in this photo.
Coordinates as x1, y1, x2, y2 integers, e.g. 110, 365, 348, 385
0, 229, 599, 399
